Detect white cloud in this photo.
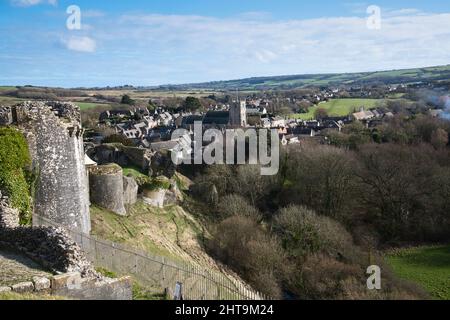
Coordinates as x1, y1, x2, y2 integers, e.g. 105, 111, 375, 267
11, 0, 57, 7
113, 9, 450, 79
63, 36, 96, 53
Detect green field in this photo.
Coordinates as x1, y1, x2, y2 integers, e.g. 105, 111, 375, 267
74, 102, 110, 110
0, 96, 25, 106
386, 245, 450, 300
0, 86, 16, 91
292, 98, 381, 120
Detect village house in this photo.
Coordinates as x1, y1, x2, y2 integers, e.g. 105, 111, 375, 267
352, 109, 375, 121
270, 116, 286, 128
115, 117, 157, 139
99, 110, 133, 123
155, 110, 174, 126
99, 108, 151, 123
149, 132, 193, 164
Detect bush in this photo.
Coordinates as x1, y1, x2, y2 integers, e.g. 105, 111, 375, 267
142, 176, 171, 191
273, 205, 354, 258
0, 127, 32, 224
207, 216, 287, 298
216, 194, 261, 221
301, 254, 362, 300
121, 94, 135, 105
183, 96, 202, 111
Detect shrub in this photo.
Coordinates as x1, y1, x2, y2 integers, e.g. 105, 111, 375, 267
301, 254, 362, 300
142, 176, 171, 191
216, 194, 261, 221
273, 205, 354, 258
207, 216, 287, 298
0, 127, 32, 224
121, 94, 135, 105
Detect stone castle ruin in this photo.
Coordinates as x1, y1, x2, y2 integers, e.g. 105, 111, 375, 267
0, 101, 91, 233
90, 164, 129, 216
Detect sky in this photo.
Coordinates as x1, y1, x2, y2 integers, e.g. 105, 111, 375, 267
1, 0, 450, 87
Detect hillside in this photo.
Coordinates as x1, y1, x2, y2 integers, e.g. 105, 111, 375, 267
90, 199, 257, 296
155, 65, 450, 91
2, 65, 450, 96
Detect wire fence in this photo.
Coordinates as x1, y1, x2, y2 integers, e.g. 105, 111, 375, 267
36, 214, 268, 300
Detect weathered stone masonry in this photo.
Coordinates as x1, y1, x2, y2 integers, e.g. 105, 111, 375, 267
0, 101, 91, 233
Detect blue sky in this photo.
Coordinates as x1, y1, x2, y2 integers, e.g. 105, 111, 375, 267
1, 0, 450, 87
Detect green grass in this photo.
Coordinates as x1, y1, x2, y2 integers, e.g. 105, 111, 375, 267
0, 86, 16, 91
95, 267, 118, 279
90, 203, 185, 262
74, 102, 110, 110
132, 282, 167, 300
292, 98, 382, 120
386, 245, 450, 300
122, 166, 148, 179
0, 96, 25, 106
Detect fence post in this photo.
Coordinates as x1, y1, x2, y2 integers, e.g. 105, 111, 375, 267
162, 257, 166, 288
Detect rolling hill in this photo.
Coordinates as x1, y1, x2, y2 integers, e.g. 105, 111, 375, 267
155, 65, 450, 91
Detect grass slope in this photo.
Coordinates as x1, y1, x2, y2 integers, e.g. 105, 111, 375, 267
292, 98, 381, 120
386, 245, 450, 300
90, 201, 204, 264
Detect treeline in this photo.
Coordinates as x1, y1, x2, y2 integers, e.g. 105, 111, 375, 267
188, 115, 450, 299
6, 87, 88, 100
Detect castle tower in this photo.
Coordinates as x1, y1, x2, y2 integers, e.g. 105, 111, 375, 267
229, 100, 247, 127
14, 101, 91, 234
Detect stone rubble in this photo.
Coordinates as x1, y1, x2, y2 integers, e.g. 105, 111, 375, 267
11, 281, 34, 293
32, 276, 51, 292
0, 286, 11, 293
0, 192, 99, 279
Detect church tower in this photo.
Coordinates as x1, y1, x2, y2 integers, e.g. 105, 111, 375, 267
229, 100, 247, 127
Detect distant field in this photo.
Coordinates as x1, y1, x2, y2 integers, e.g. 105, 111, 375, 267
85, 89, 223, 99
386, 245, 450, 300
74, 102, 111, 110
0, 96, 25, 106
0, 86, 15, 91
292, 98, 381, 120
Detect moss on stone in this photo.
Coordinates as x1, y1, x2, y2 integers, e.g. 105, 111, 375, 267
142, 176, 171, 192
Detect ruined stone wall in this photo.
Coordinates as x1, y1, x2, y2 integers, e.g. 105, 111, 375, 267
88, 144, 153, 172
0, 106, 13, 125
51, 272, 132, 300
89, 164, 126, 216
123, 176, 138, 205
2, 101, 91, 234
0, 192, 97, 278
